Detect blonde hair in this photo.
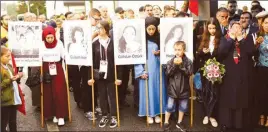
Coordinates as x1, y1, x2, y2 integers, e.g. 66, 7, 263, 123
1, 46, 9, 56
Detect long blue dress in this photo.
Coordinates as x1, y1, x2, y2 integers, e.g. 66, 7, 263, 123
135, 40, 167, 117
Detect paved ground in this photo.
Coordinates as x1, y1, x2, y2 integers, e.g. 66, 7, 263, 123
16, 68, 268, 132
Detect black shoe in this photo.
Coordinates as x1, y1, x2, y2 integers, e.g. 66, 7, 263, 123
120, 101, 130, 107
176, 122, 187, 132
109, 116, 118, 128
220, 125, 227, 132
163, 123, 170, 131
99, 116, 109, 128
69, 86, 73, 92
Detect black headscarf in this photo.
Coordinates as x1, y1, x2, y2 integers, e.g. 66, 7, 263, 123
145, 17, 160, 48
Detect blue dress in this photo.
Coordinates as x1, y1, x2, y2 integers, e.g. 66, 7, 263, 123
134, 40, 167, 117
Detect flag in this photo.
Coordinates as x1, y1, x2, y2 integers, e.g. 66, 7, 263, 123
189, 0, 198, 16
11, 54, 26, 115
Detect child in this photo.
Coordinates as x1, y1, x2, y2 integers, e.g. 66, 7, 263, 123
164, 41, 193, 132
1, 46, 24, 132
41, 26, 68, 126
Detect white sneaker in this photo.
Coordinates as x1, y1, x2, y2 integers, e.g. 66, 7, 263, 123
85, 112, 97, 120
148, 117, 154, 124
209, 118, 218, 127
58, 118, 65, 126
95, 107, 102, 115
53, 116, 58, 123
155, 116, 161, 124
203, 116, 209, 125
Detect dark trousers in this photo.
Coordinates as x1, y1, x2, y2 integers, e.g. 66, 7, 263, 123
98, 80, 116, 117
1, 106, 17, 132
133, 71, 139, 106
219, 108, 251, 130
80, 66, 98, 113
118, 66, 130, 103
68, 65, 82, 103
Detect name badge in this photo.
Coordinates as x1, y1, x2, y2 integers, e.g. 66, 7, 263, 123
49, 63, 57, 75
99, 60, 108, 73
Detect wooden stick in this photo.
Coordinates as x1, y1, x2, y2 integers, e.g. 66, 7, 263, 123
91, 66, 95, 127
65, 64, 72, 122
145, 64, 149, 127
190, 75, 194, 127
114, 65, 120, 127
160, 64, 163, 128
41, 65, 44, 128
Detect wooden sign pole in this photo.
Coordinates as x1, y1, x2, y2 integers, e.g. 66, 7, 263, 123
91, 66, 96, 126
41, 65, 44, 128
114, 65, 121, 127
65, 64, 72, 122
145, 64, 149, 127
160, 64, 163, 128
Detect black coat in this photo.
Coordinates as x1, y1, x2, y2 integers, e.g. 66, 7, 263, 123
218, 35, 255, 109
165, 56, 193, 99
92, 38, 122, 82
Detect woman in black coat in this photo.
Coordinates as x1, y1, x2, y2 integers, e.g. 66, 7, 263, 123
218, 20, 255, 131
197, 18, 221, 128
92, 20, 122, 128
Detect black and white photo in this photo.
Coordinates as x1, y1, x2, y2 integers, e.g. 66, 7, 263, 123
113, 19, 146, 65
63, 20, 92, 66
160, 18, 193, 64
8, 22, 42, 66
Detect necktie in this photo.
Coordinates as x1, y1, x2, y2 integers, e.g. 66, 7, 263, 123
233, 40, 240, 64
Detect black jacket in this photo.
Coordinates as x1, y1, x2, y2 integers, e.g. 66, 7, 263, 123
92, 38, 122, 82
165, 56, 193, 99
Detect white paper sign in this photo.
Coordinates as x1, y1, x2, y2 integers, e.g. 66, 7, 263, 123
113, 19, 146, 65
8, 22, 42, 67
63, 20, 92, 66
160, 18, 193, 64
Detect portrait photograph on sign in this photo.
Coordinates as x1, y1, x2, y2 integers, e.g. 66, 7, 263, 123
8, 22, 42, 66
160, 18, 193, 64
113, 19, 146, 65
63, 20, 92, 66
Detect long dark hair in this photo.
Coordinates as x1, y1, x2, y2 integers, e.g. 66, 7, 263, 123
164, 24, 184, 45
118, 25, 136, 53
198, 17, 221, 53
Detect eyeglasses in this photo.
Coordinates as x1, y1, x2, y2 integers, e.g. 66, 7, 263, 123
92, 17, 101, 22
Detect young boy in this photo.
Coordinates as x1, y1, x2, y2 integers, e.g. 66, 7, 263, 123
164, 41, 193, 132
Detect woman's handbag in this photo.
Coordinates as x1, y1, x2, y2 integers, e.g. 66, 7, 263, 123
26, 69, 41, 87
193, 71, 202, 90
43, 72, 52, 84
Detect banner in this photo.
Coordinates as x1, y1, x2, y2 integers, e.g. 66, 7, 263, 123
160, 18, 193, 64
113, 19, 146, 65
8, 22, 42, 67
63, 20, 92, 66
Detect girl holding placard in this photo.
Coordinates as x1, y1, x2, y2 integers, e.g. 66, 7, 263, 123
40, 26, 68, 126
134, 17, 167, 124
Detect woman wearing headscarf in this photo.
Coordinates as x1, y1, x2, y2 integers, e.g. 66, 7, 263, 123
40, 26, 68, 126
134, 17, 167, 124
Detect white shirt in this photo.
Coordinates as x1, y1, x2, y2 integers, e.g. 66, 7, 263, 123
209, 36, 215, 54
41, 40, 65, 62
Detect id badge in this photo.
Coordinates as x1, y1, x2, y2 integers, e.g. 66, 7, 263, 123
49, 63, 57, 75
99, 60, 108, 73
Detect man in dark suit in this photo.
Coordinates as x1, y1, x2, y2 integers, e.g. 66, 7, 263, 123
216, 7, 229, 36
239, 11, 259, 130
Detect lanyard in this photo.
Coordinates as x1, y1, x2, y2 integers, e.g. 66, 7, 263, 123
99, 38, 110, 61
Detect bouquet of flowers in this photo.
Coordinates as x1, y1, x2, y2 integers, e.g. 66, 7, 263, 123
200, 57, 225, 84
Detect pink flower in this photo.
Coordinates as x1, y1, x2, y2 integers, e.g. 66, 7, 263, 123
206, 65, 212, 70
213, 65, 219, 70
214, 73, 219, 78
207, 73, 213, 78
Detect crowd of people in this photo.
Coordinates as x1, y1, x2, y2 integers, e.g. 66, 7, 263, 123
1, 0, 268, 132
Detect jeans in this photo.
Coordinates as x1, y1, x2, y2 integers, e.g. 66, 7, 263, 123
166, 97, 188, 113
